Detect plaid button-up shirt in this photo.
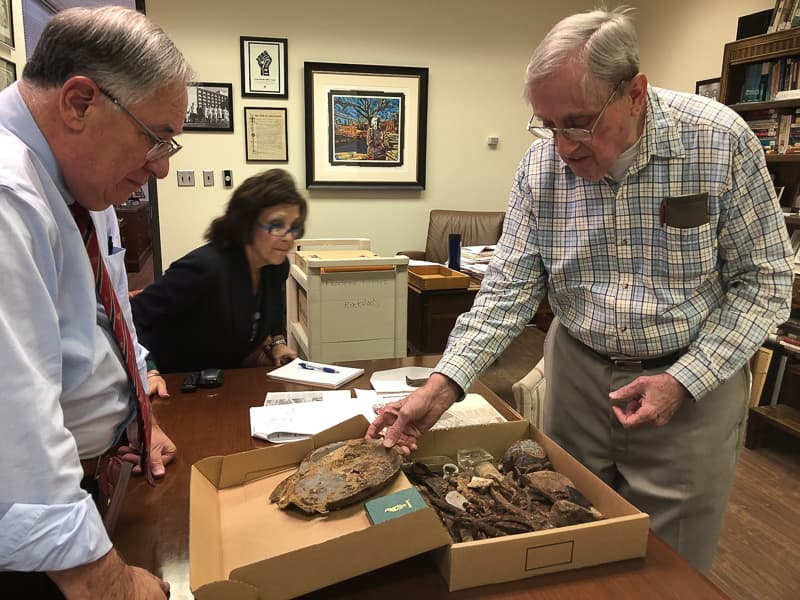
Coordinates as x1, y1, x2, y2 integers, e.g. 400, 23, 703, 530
438, 86, 794, 401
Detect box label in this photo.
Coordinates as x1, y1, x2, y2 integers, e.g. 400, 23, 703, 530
525, 540, 575, 571
365, 487, 426, 525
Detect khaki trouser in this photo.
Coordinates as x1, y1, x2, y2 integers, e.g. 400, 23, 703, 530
543, 319, 749, 573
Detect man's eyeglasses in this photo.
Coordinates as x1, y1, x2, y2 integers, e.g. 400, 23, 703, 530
256, 221, 305, 239
99, 88, 182, 162
527, 80, 624, 142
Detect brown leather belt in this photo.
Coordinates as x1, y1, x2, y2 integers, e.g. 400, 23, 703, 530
578, 338, 687, 372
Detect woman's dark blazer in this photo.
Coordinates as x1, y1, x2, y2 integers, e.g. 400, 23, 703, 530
131, 243, 290, 373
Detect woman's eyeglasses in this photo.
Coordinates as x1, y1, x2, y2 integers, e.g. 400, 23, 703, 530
256, 221, 305, 239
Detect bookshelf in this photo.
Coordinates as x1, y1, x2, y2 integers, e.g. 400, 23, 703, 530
720, 26, 800, 445
720, 27, 800, 214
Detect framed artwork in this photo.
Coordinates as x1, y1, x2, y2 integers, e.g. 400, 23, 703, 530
304, 62, 429, 189
184, 82, 233, 132
0, 0, 14, 49
0, 56, 15, 91
695, 77, 720, 101
244, 106, 288, 162
240, 36, 288, 98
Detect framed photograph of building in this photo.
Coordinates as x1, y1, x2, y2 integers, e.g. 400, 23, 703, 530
695, 77, 720, 101
303, 62, 429, 189
0, 56, 15, 91
184, 82, 233, 132
0, 0, 15, 48
240, 36, 288, 98
244, 106, 288, 162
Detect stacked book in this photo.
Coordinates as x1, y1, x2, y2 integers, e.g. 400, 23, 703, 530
739, 58, 800, 104
786, 107, 800, 153
744, 108, 779, 152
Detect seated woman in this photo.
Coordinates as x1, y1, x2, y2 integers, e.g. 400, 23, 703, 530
132, 169, 306, 373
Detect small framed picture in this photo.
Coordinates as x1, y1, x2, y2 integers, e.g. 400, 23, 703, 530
244, 106, 288, 162
0, 0, 14, 49
0, 56, 15, 91
184, 82, 233, 132
695, 77, 721, 101
240, 36, 288, 98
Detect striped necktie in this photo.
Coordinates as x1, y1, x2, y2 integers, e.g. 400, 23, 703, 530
69, 202, 153, 485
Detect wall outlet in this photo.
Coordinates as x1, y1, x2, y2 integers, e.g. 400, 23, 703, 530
202, 169, 214, 187
177, 169, 195, 187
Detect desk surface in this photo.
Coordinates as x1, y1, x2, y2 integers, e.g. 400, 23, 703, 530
113, 356, 727, 599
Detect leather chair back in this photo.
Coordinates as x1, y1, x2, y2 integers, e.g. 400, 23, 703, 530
424, 209, 505, 263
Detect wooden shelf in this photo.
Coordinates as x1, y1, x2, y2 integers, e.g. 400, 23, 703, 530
750, 404, 800, 438
729, 98, 800, 112
786, 213, 800, 226
767, 154, 800, 164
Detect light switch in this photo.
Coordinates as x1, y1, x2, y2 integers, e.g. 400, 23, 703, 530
203, 169, 214, 187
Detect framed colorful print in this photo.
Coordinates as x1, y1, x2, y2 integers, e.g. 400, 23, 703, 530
240, 36, 288, 98
183, 82, 234, 132
0, 0, 14, 48
303, 62, 429, 189
244, 106, 288, 162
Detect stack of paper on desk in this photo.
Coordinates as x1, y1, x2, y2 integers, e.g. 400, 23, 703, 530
250, 395, 373, 443
266, 358, 364, 389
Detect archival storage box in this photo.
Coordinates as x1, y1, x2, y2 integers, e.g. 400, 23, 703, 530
190, 418, 649, 597
189, 416, 450, 599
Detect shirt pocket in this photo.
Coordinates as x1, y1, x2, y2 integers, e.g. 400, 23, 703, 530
105, 247, 128, 292
662, 221, 715, 284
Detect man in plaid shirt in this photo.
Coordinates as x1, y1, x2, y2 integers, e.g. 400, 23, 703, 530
369, 7, 794, 572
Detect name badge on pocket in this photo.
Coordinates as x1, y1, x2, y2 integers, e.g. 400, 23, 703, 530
660, 192, 709, 228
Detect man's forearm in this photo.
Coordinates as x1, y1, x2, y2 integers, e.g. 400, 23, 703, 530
48, 549, 133, 599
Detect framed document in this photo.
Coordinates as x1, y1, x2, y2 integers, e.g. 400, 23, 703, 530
0, 0, 14, 49
244, 106, 288, 162
240, 36, 288, 98
0, 56, 15, 91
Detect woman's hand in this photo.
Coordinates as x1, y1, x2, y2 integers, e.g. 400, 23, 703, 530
271, 343, 297, 366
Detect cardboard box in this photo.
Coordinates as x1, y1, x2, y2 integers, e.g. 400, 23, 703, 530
189, 417, 450, 599
191, 418, 649, 598
412, 420, 650, 591
409, 264, 470, 290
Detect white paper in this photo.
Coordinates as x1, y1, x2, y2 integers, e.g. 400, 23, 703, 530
249, 398, 374, 443
263, 390, 352, 406
369, 366, 434, 393
267, 357, 364, 389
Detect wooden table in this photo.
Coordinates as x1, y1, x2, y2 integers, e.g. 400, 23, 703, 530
112, 356, 728, 599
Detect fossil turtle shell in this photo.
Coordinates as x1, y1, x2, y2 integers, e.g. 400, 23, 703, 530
270, 438, 403, 515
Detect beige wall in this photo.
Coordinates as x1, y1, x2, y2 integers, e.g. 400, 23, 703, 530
143, 0, 774, 265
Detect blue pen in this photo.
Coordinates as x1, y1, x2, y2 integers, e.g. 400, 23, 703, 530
299, 362, 339, 374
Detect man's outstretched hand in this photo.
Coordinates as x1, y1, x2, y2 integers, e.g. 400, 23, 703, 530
366, 373, 462, 453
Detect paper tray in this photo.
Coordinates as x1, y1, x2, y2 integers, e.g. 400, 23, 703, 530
408, 265, 470, 290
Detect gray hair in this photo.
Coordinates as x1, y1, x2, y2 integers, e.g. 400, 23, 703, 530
524, 6, 639, 97
22, 6, 194, 105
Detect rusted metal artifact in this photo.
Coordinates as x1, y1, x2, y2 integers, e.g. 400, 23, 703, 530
270, 438, 403, 515
405, 442, 602, 542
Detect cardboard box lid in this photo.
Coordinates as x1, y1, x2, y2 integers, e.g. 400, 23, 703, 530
190, 416, 451, 599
